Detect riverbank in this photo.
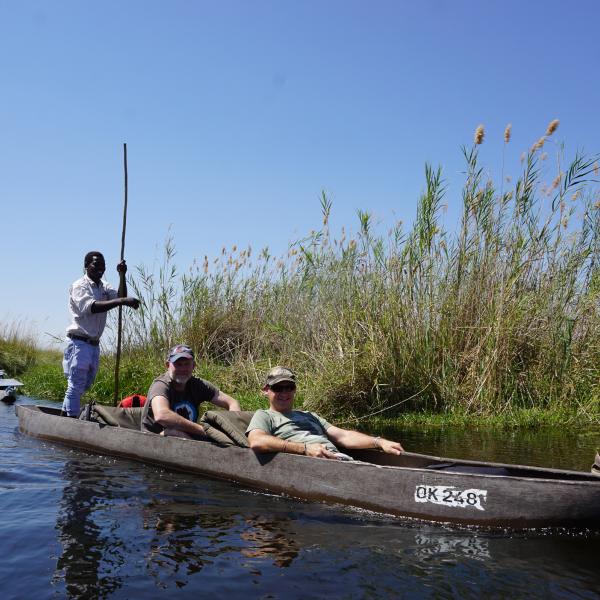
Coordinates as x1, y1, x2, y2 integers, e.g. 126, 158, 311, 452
6, 344, 598, 428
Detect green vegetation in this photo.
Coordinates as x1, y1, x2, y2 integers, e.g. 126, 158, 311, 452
18, 351, 283, 411
5, 122, 600, 426
364, 406, 585, 429
0, 322, 37, 376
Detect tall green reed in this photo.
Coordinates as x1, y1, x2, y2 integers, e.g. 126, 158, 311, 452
118, 122, 599, 419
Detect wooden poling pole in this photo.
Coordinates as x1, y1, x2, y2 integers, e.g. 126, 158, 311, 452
113, 143, 128, 406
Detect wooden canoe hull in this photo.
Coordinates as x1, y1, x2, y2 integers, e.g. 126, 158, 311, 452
16, 404, 600, 528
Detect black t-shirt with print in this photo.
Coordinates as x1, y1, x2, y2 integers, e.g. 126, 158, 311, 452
141, 372, 218, 433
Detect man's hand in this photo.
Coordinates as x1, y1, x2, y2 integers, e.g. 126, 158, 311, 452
121, 297, 140, 309
305, 443, 340, 460
153, 395, 206, 438
116, 260, 128, 274
378, 439, 404, 455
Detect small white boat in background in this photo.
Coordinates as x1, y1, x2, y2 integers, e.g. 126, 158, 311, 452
0, 369, 23, 404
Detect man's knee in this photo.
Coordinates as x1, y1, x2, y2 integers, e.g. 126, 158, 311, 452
66, 368, 89, 394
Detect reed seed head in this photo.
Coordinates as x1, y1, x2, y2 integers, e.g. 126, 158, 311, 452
474, 125, 485, 145
504, 123, 512, 143
594, 162, 599, 176
545, 119, 560, 136
532, 136, 546, 152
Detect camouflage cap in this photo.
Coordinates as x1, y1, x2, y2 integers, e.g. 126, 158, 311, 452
265, 366, 296, 387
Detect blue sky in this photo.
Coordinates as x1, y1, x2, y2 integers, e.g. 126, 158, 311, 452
2, 0, 599, 346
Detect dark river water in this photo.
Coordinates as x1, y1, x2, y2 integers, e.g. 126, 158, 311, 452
2, 397, 600, 599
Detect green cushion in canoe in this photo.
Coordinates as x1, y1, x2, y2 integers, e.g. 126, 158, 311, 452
199, 410, 255, 447
84, 404, 144, 430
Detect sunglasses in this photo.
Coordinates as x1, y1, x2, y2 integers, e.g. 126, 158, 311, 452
270, 383, 296, 393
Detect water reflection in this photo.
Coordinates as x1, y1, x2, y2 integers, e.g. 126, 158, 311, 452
240, 514, 299, 567
53, 460, 124, 599
413, 530, 491, 560
142, 499, 240, 588
141, 498, 300, 585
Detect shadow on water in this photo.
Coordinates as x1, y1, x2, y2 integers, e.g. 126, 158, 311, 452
3, 398, 600, 599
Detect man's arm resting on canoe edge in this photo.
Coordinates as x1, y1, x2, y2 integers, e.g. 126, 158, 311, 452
325, 426, 404, 455
247, 429, 339, 458
151, 395, 207, 437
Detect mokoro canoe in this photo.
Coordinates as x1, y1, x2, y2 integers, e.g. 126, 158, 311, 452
16, 404, 600, 529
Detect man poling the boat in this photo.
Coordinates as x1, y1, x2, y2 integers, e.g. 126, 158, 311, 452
141, 344, 241, 439
61, 251, 140, 417
246, 366, 404, 460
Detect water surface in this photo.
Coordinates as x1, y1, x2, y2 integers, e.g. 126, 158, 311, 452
1, 397, 599, 599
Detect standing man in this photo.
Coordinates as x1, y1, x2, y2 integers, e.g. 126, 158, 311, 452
61, 251, 140, 417
247, 367, 404, 459
141, 344, 241, 438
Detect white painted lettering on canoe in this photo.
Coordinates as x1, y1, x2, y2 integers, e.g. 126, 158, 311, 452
414, 485, 487, 511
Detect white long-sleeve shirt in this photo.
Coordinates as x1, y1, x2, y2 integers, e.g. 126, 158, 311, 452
65, 274, 119, 340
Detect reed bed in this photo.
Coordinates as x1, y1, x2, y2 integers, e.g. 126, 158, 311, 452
0, 321, 38, 375
115, 122, 600, 421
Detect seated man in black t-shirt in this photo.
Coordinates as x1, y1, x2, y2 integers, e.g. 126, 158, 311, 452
141, 344, 241, 438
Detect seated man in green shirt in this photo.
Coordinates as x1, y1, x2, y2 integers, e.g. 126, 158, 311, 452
246, 366, 404, 460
